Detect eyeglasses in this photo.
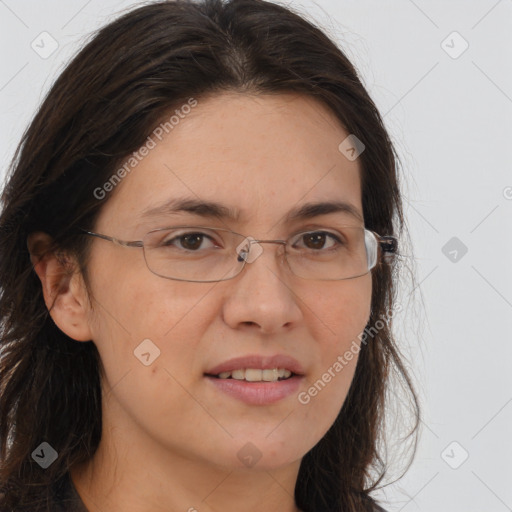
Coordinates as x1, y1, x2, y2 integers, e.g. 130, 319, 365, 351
78, 225, 397, 283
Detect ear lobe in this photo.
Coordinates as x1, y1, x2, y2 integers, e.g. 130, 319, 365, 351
27, 232, 93, 342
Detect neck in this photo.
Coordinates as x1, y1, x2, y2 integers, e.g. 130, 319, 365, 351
70, 398, 302, 512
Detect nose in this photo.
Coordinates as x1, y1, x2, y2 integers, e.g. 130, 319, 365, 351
221, 240, 303, 334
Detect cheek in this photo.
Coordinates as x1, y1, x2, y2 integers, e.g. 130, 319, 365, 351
85, 260, 218, 440
298, 276, 371, 430
87, 241, 210, 333
85, 248, 215, 386
307, 275, 372, 348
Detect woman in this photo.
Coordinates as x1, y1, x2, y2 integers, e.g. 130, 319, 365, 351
0, 0, 419, 511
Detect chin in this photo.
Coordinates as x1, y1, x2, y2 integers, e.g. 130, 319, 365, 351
203, 437, 305, 472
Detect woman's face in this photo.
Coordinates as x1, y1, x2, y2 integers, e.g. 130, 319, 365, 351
80, 92, 371, 471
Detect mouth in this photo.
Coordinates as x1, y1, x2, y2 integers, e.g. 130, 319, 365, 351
204, 368, 297, 382
203, 354, 305, 405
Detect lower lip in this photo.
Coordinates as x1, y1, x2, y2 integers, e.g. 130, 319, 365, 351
204, 375, 303, 405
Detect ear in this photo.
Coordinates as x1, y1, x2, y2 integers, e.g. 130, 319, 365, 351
27, 232, 93, 342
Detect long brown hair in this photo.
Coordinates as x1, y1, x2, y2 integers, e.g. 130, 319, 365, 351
0, 1, 419, 510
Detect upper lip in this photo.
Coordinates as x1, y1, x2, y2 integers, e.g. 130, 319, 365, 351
205, 354, 305, 376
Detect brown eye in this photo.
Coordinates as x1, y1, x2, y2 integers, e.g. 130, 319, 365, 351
295, 231, 341, 251
177, 233, 206, 250
160, 231, 218, 251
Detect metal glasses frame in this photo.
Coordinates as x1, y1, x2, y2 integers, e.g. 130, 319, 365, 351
78, 226, 398, 282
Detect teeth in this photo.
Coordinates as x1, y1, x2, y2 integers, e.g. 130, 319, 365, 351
245, 369, 262, 382
262, 369, 279, 381
215, 368, 293, 382
232, 369, 245, 380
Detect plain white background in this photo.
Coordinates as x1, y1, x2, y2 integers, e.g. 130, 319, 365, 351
1, 1, 511, 510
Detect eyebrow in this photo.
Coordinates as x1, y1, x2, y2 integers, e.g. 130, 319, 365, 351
140, 197, 364, 224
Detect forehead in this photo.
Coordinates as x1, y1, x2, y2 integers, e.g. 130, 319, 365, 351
97, 92, 363, 231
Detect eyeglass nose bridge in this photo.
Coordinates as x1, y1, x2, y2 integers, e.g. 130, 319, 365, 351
235, 236, 287, 264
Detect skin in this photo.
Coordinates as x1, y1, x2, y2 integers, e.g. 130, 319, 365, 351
28, 92, 372, 512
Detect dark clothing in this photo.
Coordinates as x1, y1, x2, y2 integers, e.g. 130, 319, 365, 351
53, 472, 88, 512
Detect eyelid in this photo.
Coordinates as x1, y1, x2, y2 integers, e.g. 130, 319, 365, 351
158, 227, 221, 244
287, 224, 359, 238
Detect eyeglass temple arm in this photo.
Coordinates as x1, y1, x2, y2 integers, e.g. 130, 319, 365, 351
79, 229, 142, 248
378, 235, 398, 254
